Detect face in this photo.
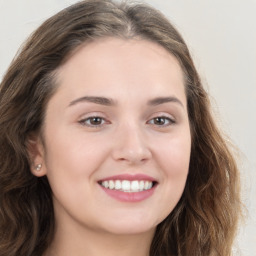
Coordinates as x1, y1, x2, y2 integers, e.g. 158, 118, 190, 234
32, 38, 191, 236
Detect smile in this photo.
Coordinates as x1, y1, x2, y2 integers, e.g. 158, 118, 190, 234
98, 174, 158, 202
100, 180, 154, 192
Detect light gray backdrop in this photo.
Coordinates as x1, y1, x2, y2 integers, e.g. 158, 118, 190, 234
0, 0, 255, 255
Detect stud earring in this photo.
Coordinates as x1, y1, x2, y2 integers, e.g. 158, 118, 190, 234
35, 164, 42, 171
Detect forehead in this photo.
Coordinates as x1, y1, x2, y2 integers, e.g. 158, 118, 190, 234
53, 37, 186, 105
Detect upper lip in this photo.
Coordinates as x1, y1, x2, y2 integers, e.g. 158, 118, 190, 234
98, 174, 157, 182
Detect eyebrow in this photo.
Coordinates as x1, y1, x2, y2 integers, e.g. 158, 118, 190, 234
148, 96, 184, 108
68, 95, 184, 108
69, 96, 115, 107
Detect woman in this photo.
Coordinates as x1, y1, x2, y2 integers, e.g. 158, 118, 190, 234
0, 0, 242, 255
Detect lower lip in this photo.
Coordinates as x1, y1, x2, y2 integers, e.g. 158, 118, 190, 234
99, 185, 156, 202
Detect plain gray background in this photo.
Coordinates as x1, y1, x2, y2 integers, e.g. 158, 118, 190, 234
0, 0, 255, 255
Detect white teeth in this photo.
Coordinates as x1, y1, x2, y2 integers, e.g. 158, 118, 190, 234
145, 181, 153, 189
122, 180, 130, 191
100, 180, 154, 192
115, 180, 122, 190
102, 181, 108, 188
109, 180, 115, 190
131, 180, 139, 191
139, 180, 144, 191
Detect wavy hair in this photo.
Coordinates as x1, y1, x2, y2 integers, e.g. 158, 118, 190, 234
0, 0, 241, 255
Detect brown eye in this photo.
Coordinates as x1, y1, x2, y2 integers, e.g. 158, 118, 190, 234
88, 117, 103, 125
79, 116, 106, 127
147, 116, 175, 126
153, 117, 166, 125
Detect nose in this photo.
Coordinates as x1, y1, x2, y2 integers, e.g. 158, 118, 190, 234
111, 124, 152, 165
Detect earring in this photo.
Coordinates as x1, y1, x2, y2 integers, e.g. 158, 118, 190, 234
35, 164, 42, 171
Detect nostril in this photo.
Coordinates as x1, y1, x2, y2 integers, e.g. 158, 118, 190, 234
112, 147, 152, 164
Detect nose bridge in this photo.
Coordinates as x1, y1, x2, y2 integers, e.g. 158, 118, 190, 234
112, 121, 151, 164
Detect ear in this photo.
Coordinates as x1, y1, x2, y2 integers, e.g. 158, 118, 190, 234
26, 133, 47, 177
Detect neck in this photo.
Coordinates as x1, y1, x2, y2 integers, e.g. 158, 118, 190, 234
45, 218, 155, 256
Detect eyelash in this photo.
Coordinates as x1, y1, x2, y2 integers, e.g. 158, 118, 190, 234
78, 116, 108, 127
78, 115, 175, 128
147, 116, 176, 127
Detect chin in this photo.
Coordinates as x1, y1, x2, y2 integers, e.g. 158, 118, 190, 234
99, 217, 158, 236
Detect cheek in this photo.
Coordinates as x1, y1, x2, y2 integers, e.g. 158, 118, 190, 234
44, 127, 108, 174
156, 133, 191, 203
43, 131, 111, 206
159, 134, 191, 172
149, 134, 191, 222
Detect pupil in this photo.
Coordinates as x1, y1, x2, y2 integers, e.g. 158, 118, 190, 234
91, 117, 101, 124
155, 117, 165, 125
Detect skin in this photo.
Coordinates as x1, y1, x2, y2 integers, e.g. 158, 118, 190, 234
30, 38, 191, 256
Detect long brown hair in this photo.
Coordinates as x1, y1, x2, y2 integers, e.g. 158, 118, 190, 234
0, 1, 241, 255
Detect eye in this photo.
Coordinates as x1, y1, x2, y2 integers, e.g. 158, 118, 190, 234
78, 116, 108, 127
147, 116, 175, 127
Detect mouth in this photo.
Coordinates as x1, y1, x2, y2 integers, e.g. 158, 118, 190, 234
98, 180, 157, 193
98, 174, 158, 202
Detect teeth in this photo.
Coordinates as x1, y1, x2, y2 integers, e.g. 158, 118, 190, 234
109, 180, 115, 190
131, 180, 139, 191
139, 181, 144, 191
115, 180, 122, 190
100, 180, 154, 192
122, 180, 130, 191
